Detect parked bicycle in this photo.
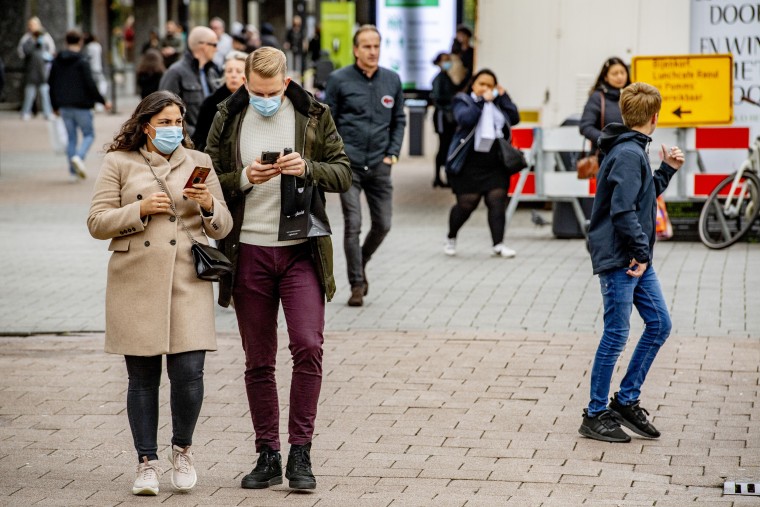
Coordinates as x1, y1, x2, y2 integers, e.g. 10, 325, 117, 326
698, 97, 760, 249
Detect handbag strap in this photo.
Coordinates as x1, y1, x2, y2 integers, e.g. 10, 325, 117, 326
598, 90, 605, 131
140, 153, 199, 246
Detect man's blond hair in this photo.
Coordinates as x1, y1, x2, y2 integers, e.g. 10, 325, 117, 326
245, 47, 287, 79
620, 82, 662, 128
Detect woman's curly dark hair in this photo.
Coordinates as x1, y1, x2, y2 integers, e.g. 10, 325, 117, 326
106, 90, 193, 152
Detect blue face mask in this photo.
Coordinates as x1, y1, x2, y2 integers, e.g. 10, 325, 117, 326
249, 94, 282, 117
148, 125, 184, 154
441, 61, 452, 71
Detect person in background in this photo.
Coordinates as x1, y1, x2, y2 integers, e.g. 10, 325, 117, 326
579, 82, 683, 443
231, 33, 250, 53
83, 33, 109, 109
244, 25, 261, 52
579, 57, 630, 164
443, 69, 520, 258
137, 48, 166, 99
123, 15, 135, 62
205, 47, 351, 492
307, 25, 322, 65
160, 20, 184, 67
192, 50, 248, 151
284, 15, 306, 80
430, 52, 458, 188
142, 29, 161, 55
48, 30, 111, 181
324, 25, 406, 307
87, 90, 232, 495
17, 16, 55, 120
451, 25, 474, 89
159, 26, 220, 137
210, 17, 233, 69
259, 23, 281, 49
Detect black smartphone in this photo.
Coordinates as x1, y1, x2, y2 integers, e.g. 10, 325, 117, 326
183, 166, 211, 189
261, 151, 280, 164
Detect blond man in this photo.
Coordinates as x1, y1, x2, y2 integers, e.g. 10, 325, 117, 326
206, 47, 351, 489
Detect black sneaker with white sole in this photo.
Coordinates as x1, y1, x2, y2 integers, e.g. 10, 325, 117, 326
608, 393, 661, 438
578, 409, 631, 443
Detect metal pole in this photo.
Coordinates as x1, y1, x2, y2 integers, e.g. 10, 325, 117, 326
229, 0, 238, 25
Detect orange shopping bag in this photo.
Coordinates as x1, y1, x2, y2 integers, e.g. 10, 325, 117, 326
655, 196, 673, 240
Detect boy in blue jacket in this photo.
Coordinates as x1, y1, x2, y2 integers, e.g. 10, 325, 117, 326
579, 82, 684, 443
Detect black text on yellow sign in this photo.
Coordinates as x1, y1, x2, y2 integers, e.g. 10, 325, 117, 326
631, 54, 733, 127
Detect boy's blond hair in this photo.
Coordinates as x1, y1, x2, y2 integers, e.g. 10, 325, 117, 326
620, 82, 662, 128
245, 47, 287, 79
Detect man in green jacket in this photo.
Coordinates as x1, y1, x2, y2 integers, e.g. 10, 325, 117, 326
206, 47, 351, 491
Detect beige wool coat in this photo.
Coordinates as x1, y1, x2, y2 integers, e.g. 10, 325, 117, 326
87, 146, 233, 356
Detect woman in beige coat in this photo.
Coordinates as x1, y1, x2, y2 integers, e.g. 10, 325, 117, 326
87, 91, 232, 496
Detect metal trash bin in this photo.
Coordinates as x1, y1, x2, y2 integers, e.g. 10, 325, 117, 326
405, 99, 427, 156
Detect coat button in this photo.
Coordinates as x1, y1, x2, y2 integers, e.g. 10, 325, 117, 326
137, 194, 143, 200
169, 216, 176, 222
144, 241, 150, 247
170, 239, 176, 246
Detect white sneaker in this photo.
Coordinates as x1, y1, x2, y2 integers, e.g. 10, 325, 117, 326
71, 156, 87, 179
21, 113, 31, 121
168, 445, 197, 491
444, 238, 457, 256
132, 457, 162, 496
493, 243, 516, 258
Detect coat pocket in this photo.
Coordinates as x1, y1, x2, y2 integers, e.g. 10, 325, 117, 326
108, 237, 131, 252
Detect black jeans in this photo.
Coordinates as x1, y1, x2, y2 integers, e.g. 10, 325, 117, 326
340, 163, 393, 287
125, 351, 206, 463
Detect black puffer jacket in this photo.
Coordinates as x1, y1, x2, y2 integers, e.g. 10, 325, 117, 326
48, 50, 106, 110
324, 64, 406, 170
587, 123, 677, 275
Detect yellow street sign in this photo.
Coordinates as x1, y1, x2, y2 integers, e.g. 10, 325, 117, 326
631, 54, 733, 127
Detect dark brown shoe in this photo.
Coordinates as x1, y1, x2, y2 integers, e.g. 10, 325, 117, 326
347, 286, 364, 307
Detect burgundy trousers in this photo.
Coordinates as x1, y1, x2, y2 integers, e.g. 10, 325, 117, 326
233, 242, 325, 452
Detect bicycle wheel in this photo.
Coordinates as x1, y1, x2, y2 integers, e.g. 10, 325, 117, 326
698, 169, 760, 249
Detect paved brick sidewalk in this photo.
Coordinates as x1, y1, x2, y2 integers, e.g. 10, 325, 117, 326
1, 330, 758, 506
1, 100, 759, 505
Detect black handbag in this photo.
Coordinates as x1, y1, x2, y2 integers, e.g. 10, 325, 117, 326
445, 127, 475, 175
278, 175, 332, 240
191, 242, 233, 281
496, 135, 528, 176
143, 155, 233, 282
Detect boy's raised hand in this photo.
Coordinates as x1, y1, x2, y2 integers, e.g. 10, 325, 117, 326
661, 144, 685, 170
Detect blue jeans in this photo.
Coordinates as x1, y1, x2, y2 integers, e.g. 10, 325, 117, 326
59, 107, 94, 174
587, 265, 672, 416
340, 163, 393, 287
125, 351, 206, 463
21, 83, 53, 118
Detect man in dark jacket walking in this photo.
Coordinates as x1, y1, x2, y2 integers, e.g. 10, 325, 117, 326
159, 26, 220, 137
48, 30, 110, 181
579, 82, 684, 443
206, 47, 351, 491
324, 25, 406, 307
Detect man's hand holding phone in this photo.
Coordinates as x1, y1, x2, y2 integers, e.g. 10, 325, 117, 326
276, 149, 306, 177
247, 149, 305, 184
